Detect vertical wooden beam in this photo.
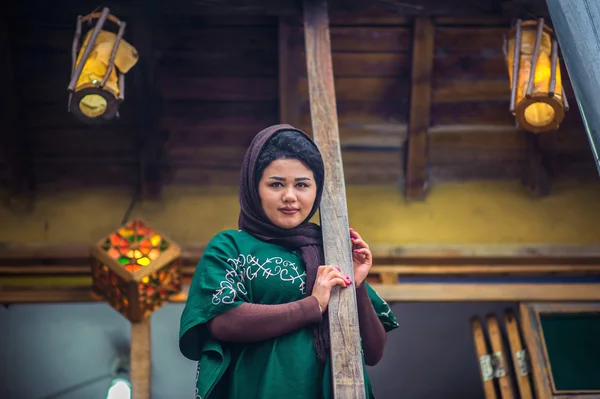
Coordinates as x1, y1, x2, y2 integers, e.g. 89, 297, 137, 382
405, 18, 434, 200
0, 12, 32, 202
470, 316, 498, 399
522, 131, 552, 197
279, 19, 291, 123
130, 318, 151, 399
486, 314, 516, 399
302, 1, 365, 397
546, 0, 600, 174
278, 17, 301, 126
133, 0, 164, 200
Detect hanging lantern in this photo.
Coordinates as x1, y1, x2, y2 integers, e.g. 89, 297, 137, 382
91, 219, 182, 322
67, 7, 139, 124
505, 18, 569, 133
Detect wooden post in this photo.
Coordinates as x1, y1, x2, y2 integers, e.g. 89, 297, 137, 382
302, 1, 366, 397
546, 0, 600, 174
130, 318, 151, 399
405, 17, 435, 200
522, 130, 552, 197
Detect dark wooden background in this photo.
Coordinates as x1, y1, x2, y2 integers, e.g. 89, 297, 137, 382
1, 0, 596, 196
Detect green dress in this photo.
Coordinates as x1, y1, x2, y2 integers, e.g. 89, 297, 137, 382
179, 230, 399, 399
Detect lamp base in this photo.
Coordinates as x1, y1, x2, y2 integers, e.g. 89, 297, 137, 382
69, 84, 122, 124
514, 94, 565, 134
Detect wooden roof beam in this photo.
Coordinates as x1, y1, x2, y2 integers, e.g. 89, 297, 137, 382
404, 17, 434, 200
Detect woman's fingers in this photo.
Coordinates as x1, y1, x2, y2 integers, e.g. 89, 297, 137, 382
318, 265, 352, 286
349, 228, 369, 249
326, 271, 352, 286
353, 248, 371, 259
327, 277, 349, 289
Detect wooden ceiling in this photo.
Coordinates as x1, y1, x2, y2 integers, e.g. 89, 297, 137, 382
0, 0, 596, 201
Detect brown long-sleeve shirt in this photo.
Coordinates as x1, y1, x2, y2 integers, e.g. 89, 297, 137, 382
208, 284, 387, 366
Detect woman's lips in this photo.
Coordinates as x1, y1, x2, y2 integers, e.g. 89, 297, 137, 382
279, 208, 299, 215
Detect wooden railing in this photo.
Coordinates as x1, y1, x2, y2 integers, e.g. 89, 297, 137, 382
3, 243, 600, 303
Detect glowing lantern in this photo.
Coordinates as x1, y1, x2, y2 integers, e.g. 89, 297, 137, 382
67, 7, 139, 124
505, 18, 569, 133
91, 219, 182, 322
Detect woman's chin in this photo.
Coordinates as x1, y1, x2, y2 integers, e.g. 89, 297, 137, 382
272, 217, 302, 230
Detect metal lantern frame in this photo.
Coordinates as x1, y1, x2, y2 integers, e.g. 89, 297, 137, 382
67, 7, 129, 124
506, 18, 570, 133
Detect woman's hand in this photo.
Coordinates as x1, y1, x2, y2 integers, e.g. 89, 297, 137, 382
350, 228, 372, 287
311, 265, 352, 313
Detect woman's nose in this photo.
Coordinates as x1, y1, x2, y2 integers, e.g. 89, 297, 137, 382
282, 187, 296, 202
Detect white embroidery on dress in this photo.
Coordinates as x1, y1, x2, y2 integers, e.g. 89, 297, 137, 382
195, 362, 202, 398
371, 289, 399, 328
212, 253, 306, 305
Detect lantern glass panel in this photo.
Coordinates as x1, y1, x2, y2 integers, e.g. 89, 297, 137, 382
92, 219, 182, 322
138, 261, 182, 318
524, 103, 555, 127
79, 94, 108, 118
100, 220, 170, 273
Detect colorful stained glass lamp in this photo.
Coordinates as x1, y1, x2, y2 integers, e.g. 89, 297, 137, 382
91, 219, 182, 323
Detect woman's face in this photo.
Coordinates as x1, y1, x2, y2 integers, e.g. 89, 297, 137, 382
258, 158, 317, 229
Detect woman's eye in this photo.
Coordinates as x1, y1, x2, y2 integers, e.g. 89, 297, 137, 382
269, 182, 283, 188
296, 182, 309, 188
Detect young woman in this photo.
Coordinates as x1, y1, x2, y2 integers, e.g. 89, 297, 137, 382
179, 124, 398, 399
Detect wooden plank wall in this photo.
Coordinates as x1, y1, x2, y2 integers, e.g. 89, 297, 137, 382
428, 17, 596, 181
2, 7, 597, 191
9, 9, 139, 191
289, 13, 411, 185
156, 14, 280, 185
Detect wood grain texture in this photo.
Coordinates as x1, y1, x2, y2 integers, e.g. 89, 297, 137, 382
291, 26, 412, 52
6, 242, 600, 263
375, 283, 600, 301
486, 314, 516, 399
131, 318, 151, 399
519, 303, 560, 399
297, 52, 411, 77
302, 0, 365, 397
547, 0, 600, 174
520, 302, 600, 399
522, 130, 552, 197
4, 283, 600, 304
0, 12, 31, 199
504, 311, 535, 399
4, 263, 600, 279
279, 18, 303, 126
10, 7, 595, 189
132, 0, 163, 199
405, 18, 435, 199
471, 316, 498, 399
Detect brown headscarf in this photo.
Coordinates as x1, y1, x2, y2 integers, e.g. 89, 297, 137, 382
238, 124, 330, 362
